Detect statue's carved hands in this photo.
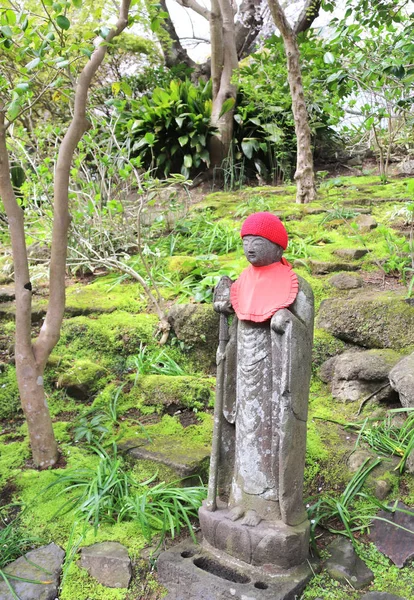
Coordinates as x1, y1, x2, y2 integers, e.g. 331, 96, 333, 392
213, 276, 234, 316
271, 308, 293, 334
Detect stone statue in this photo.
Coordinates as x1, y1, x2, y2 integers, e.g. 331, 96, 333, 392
199, 211, 314, 569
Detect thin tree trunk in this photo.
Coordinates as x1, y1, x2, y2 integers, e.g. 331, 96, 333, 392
267, 0, 317, 203
0, 0, 131, 468
210, 0, 238, 167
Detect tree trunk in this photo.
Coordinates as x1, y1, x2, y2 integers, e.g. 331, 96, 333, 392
0, 112, 58, 467
0, 0, 132, 468
267, 0, 317, 203
210, 0, 238, 167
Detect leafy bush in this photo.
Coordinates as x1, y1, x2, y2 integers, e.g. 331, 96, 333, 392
117, 79, 214, 178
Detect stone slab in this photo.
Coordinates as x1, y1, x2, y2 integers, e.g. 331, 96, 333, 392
369, 502, 414, 567
80, 541, 131, 588
0, 543, 64, 600
325, 538, 373, 589
158, 540, 317, 600
360, 593, 407, 600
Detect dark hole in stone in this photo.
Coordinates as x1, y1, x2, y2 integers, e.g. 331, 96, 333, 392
254, 581, 268, 590
193, 557, 250, 584
181, 550, 196, 559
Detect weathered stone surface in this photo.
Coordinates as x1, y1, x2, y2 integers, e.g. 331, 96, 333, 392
57, 359, 107, 400
158, 540, 316, 600
406, 450, 414, 474
330, 349, 400, 402
334, 248, 369, 260
0, 543, 64, 600
80, 542, 131, 588
309, 260, 360, 275
0, 285, 15, 302
318, 291, 414, 349
360, 593, 406, 600
397, 159, 414, 175
347, 450, 374, 472
356, 214, 378, 231
369, 502, 414, 567
318, 356, 338, 383
199, 503, 309, 569
120, 435, 210, 482
329, 272, 363, 290
389, 353, 414, 408
167, 304, 219, 371
325, 538, 374, 589
374, 479, 392, 501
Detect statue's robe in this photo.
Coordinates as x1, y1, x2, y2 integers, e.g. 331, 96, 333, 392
219, 275, 314, 527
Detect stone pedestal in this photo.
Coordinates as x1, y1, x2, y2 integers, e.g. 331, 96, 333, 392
198, 503, 310, 569
158, 540, 316, 600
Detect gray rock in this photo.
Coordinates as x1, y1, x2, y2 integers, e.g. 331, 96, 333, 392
309, 260, 360, 275
389, 353, 414, 408
330, 349, 400, 402
329, 272, 363, 290
80, 542, 131, 588
397, 159, 414, 175
348, 450, 374, 472
361, 593, 406, 600
0, 543, 64, 600
0, 285, 15, 303
318, 291, 414, 350
335, 248, 369, 260
405, 450, 414, 474
369, 501, 414, 567
325, 538, 374, 589
374, 479, 392, 501
168, 304, 219, 371
318, 356, 338, 383
356, 214, 378, 231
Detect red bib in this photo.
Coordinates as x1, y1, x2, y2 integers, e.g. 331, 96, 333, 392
230, 260, 299, 322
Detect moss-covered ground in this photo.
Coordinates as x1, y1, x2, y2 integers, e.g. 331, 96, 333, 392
1, 174, 414, 599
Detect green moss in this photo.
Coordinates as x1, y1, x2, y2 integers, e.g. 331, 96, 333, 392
60, 559, 127, 600
166, 255, 198, 276
65, 276, 147, 315
0, 365, 20, 419
312, 328, 346, 371
57, 359, 108, 399
0, 440, 30, 487
124, 375, 215, 414
53, 422, 72, 444
357, 542, 414, 598
301, 571, 359, 599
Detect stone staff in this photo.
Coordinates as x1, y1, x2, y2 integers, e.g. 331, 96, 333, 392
206, 276, 232, 511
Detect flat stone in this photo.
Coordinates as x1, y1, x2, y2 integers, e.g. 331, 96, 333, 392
325, 538, 374, 589
369, 501, 414, 567
361, 593, 406, 600
329, 273, 363, 290
374, 480, 392, 501
0, 543, 64, 600
309, 260, 360, 275
318, 291, 414, 350
0, 285, 15, 302
120, 435, 210, 482
347, 450, 374, 472
389, 353, 414, 408
356, 214, 378, 231
334, 248, 369, 260
80, 542, 131, 588
397, 159, 414, 175
158, 540, 317, 600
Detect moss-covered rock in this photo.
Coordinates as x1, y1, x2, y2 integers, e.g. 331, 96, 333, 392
57, 360, 108, 400
318, 291, 414, 350
65, 278, 147, 316
312, 329, 347, 372
166, 256, 198, 276
123, 375, 215, 414
168, 303, 219, 372
0, 365, 21, 419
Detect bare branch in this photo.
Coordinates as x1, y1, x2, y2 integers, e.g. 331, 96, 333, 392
175, 0, 211, 20
294, 0, 322, 35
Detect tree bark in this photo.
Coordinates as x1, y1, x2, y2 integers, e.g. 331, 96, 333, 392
0, 0, 131, 469
267, 0, 317, 203
210, 0, 239, 167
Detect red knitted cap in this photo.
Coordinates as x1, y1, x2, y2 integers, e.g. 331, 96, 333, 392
240, 212, 288, 250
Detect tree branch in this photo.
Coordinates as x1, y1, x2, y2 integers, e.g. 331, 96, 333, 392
157, 0, 196, 68
175, 0, 211, 20
34, 0, 132, 368
294, 0, 322, 35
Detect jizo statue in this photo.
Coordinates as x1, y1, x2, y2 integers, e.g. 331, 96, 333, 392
199, 212, 314, 570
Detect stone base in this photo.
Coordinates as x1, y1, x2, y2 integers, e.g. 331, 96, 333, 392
157, 540, 317, 600
199, 504, 310, 569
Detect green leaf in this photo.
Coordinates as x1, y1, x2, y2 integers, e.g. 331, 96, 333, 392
121, 81, 132, 97
72, 0, 82, 7
183, 155, 192, 168
178, 135, 188, 147
218, 97, 235, 119
323, 52, 335, 64
15, 82, 29, 94
7, 100, 20, 121
241, 139, 258, 159
25, 57, 41, 71
56, 15, 70, 30
5, 10, 16, 25
100, 26, 110, 39
175, 116, 184, 128
0, 25, 13, 38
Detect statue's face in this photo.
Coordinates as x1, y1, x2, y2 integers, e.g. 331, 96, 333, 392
242, 235, 284, 267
